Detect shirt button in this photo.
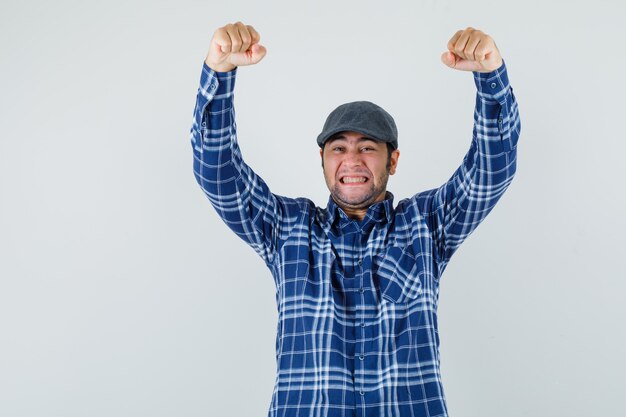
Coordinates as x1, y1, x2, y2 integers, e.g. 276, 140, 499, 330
498, 118, 503, 124
490, 82, 497, 89
360, 390, 365, 395
359, 354, 364, 360
210, 84, 217, 90
359, 287, 365, 294
360, 322, 365, 327
357, 260, 362, 266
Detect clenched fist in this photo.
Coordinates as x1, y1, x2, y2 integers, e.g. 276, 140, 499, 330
205, 22, 267, 72
441, 27, 503, 73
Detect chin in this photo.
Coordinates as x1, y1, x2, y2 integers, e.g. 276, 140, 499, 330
333, 189, 377, 207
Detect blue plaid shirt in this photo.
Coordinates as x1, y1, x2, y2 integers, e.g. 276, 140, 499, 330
190, 59, 520, 417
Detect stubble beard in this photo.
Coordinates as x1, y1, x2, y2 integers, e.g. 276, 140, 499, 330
327, 169, 390, 210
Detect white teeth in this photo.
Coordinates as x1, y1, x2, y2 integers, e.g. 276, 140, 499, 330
342, 177, 367, 183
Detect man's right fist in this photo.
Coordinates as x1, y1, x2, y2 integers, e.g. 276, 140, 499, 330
204, 22, 266, 72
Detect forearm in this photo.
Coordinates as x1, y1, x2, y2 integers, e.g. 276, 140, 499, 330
472, 58, 520, 159
190, 63, 242, 208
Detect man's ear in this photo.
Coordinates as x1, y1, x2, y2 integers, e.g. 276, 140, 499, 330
319, 147, 324, 168
389, 149, 400, 175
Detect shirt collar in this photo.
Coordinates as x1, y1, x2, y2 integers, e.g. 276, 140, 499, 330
325, 191, 395, 227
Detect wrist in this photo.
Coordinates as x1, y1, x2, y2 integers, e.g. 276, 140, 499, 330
204, 59, 236, 73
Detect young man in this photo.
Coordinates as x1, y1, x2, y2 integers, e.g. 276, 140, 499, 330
190, 22, 520, 417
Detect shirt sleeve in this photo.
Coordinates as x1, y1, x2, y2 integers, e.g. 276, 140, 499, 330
412, 59, 521, 275
189, 62, 302, 268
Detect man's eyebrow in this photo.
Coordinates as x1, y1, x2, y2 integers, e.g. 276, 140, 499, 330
326, 135, 379, 144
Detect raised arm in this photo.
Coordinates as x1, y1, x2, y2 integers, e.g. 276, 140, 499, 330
189, 22, 301, 268
413, 28, 521, 274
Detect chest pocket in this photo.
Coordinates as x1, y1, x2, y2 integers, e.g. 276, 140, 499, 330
375, 246, 422, 304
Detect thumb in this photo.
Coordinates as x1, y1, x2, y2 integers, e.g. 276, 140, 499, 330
249, 43, 267, 64
440, 51, 456, 69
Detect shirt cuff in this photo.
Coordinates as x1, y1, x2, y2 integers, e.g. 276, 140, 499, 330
472, 59, 509, 104
198, 61, 238, 102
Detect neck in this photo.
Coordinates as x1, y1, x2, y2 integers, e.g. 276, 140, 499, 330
343, 207, 368, 221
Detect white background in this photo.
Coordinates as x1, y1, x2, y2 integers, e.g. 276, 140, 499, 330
1, 0, 625, 416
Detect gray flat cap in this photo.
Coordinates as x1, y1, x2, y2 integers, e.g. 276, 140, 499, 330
317, 100, 398, 149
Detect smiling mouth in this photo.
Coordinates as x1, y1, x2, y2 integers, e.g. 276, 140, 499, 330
340, 176, 369, 184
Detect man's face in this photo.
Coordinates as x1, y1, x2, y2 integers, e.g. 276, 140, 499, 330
320, 131, 400, 213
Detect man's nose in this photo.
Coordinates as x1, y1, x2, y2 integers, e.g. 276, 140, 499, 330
343, 149, 363, 166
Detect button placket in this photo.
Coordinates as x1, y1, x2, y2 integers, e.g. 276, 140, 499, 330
355, 252, 367, 398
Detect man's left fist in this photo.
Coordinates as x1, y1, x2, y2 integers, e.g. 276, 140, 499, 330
441, 27, 503, 73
